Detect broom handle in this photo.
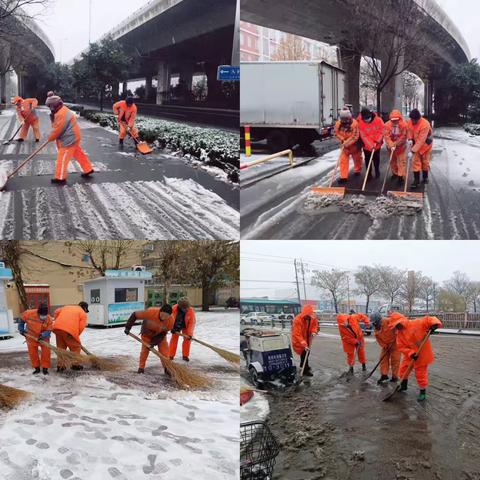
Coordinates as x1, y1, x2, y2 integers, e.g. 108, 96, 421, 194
80, 345, 93, 356
399, 330, 432, 381
128, 332, 167, 362
8, 140, 50, 179
24, 332, 58, 353
404, 145, 413, 194
381, 147, 395, 193
364, 341, 393, 380
329, 147, 343, 188
7, 109, 33, 142
361, 148, 376, 191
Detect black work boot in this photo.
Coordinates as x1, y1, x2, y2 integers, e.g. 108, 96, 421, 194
119, 138, 124, 146
348, 366, 354, 375
51, 178, 66, 184
81, 170, 94, 178
42, 368, 49, 375
337, 178, 347, 185
304, 368, 314, 377
137, 368, 145, 374
16, 138, 24, 142
400, 379, 408, 391
33, 367, 41, 374
182, 356, 190, 362
411, 172, 420, 189
377, 374, 389, 384
417, 389, 427, 402
422, 170, 429, 184
397, 176, 404, 185
362, 363, 367, 372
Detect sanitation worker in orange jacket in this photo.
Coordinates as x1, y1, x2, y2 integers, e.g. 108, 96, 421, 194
12, 96, 40, 142
337, 310, 370, 373
291, 305, 319, 376
53, 302, 89, 372
407, 108, 433, 188
124, 304, 174, 375
358, 108, 384, 179
113, 97, 138, 145
383, 109, 408, 185
334, 107, 363, 184
391, 315, 442, 401
169, 297, 196, 361
370, 311, 400, 383
45, 95, 94, 184
18, 304, 53, 375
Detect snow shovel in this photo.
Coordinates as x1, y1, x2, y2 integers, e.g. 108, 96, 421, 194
382, 331, 432, 401
0, 139, 50, 191
125, 124, 152, 155
379, 148, 395, 195
363, 342, 393, 382
310, 147, 346, 198
387, 147, 423, 202
294, 347, 311, 387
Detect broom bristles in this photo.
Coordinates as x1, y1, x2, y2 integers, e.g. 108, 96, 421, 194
194, 340, 240, 365
81, 346, 125, 372
0, 383, 31, 409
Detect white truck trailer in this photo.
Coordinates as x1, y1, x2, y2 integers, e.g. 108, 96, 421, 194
241, 61, 346, 152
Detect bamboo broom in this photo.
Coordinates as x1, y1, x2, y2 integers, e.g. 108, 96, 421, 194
80, 345, 125, 371
177, 332, 240, 365
0, 383, 31, 409
24, 333, 91, 368
127, 332, 211, 389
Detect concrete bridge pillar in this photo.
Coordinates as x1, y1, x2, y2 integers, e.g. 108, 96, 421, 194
17, 73, 24, 97
156, 61, 170, 105
380, 49, 404, 117
0, 74, 6, 104
338, 45, 361, 115
145, 76, 153, 102
122, 82, 128, 95
179, 63, 195, 92
423, 78, 434, 117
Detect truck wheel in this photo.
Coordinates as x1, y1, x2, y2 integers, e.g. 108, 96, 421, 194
267, 130, 289, 153
249, 367, 260, 387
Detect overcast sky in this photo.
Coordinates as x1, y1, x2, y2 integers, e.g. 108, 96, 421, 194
26, 0, 150, 62
241, 241, 480, 299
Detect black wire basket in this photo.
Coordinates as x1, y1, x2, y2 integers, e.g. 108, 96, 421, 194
240, 421, 280, 480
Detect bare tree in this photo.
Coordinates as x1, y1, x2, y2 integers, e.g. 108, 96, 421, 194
0, 240, 28, 309
437, 288, 465, 312
0, 1, 52, 37
354, 266, 381, 314
270, 33, 309, 61
400, 271, 424, 314
471, 282, 480, 313
76, 241, 135, 276
443, 271, 474, 312
377, 266, 406, 306
311, 269, 348, 313
418, 276, 436, 312
342, 0, 430, 112
402, 71, 422, 112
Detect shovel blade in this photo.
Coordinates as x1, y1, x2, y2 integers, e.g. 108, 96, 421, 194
382, 385, 400, 402
310, 186, 345, 197
136, 142, 153, 155
387, 190, 424, 201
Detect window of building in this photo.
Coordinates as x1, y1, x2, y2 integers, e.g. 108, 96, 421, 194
115, 288, 138, 303
90, 289, 101, 304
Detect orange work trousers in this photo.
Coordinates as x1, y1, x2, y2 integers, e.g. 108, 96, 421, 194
390, 149, 407, 177
27, 337, 51, 369
344, 342, 366, 366
139, 334, 169, 369
119, 123, 138, 140
19, 119, 40, 141
399, 358, 429, 388
380, 346, 401, 377
339, 147, 363, 180
55, 144, 93, 181
54, 330, 82, 368
412, 150, 431, 173
169, 331, 192, 359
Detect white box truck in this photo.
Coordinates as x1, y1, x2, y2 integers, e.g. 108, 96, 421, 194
241, 61, 346, 152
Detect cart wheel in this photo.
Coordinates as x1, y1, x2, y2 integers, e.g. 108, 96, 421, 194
249, 366, 260, 387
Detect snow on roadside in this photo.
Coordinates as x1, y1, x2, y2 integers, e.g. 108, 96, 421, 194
0, 310, 240, 480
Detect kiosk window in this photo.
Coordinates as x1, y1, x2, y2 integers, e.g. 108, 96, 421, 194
90, 289, 101, 304
115, 288, 138, 303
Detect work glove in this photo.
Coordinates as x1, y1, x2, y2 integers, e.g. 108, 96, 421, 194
40, 331, 51, 339
304, 346, 310, 352
429, 325, 439, 333
124, 328, 131, 335
171, 328, 180, 334
356, 341, 362, 347
411, 353, 419, 360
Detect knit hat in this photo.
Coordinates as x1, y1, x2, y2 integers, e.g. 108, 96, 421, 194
339, 108, 352, 120
45, 95, 63, 109
46, 91, 55, 98
409, 109, 421, 121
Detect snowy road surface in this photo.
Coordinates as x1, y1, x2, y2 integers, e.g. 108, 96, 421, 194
0, 310, 239, 480
0, 109, 239, 240
241, 127, 480, 239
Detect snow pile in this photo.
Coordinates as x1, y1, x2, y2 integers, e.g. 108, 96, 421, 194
0, 310, 240, 480
303, 192, 423, 219
81, 111, 239, 183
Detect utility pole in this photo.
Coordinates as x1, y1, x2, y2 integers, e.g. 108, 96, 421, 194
231, 0, 240, 66
294, 259, 301, 306
300, 260, 308, 301
346, 273, 351, 312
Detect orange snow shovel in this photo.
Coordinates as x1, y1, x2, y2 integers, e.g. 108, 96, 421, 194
311, 147, 346, 198
382, 330, 432, 401
0, 139, 50, 191
125, 125, 152, 155
387, 147, 423, 203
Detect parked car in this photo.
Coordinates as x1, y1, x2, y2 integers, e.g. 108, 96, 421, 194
277, 312, 294, 321
225, 296, 239, 309
241, 312, 275, 325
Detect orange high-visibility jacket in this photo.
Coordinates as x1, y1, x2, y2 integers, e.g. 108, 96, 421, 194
21, 309, 53, 337
336, 313, 366, 350
48, 105, 81, 148
16, 98, 39, 122
113, 101, 137, 127
171, 304, 196, 336
390, 315, 442, 366
53, 305, 87, 342
374, 316, 397, 349
407, 117, 433, 155
383, 111, 408, 153
358, 113, 384, 151
126, 307, 174, 338
291, 305, 319, 355
334, 119, 360, 152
